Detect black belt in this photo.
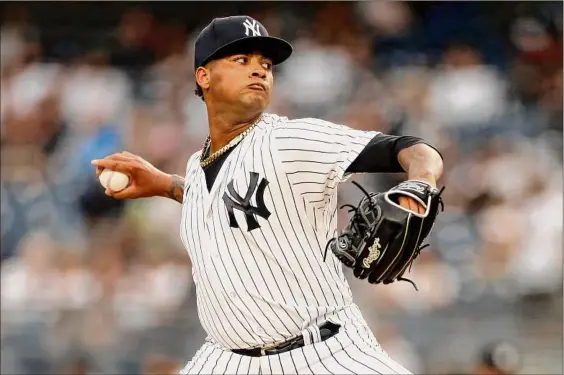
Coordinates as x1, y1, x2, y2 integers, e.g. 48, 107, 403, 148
232, 321, 341, 357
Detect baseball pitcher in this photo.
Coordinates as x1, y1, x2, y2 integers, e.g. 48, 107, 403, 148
92, 16, 445, 375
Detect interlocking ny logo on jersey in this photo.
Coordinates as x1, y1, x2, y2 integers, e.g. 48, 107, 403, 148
243, 19, 261, 36
223, 172, 270, 231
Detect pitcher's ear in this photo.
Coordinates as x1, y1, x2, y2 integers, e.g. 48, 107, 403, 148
195, 67, 210, 90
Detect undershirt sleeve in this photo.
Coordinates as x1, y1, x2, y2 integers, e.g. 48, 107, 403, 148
345, 134, 442, 173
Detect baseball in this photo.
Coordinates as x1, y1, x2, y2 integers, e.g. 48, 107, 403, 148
99, 169, 130, 192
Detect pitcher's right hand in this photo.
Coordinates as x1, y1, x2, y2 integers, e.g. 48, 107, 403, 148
91, 151, 172, 200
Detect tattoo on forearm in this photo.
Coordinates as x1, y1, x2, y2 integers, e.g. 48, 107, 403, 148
398, 143, 443, 183
168, 175, 186, 203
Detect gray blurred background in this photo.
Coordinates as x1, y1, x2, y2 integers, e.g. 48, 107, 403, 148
0, 2, 562, 374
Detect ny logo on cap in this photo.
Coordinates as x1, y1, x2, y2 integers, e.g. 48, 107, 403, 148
243, 18, 261, 37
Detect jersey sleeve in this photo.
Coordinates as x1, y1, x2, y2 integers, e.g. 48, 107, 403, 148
271, 117, 379, 202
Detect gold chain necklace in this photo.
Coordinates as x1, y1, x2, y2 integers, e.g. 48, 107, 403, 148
200, 116, 262, 168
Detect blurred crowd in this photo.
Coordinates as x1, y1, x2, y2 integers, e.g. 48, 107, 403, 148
1, 2, 562, 374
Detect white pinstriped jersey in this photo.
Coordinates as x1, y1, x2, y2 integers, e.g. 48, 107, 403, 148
179, 113, 379, 350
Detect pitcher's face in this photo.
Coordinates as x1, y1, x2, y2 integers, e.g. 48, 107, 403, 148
198, 52, 274, 111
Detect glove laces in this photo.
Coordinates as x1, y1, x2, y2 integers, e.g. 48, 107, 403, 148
396, 243, 430, 291
323, 181, 374, 264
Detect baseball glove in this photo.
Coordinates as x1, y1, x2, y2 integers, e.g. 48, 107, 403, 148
324, 180, 445, 289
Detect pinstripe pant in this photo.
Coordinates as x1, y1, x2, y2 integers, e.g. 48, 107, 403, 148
179, 321, 412, 375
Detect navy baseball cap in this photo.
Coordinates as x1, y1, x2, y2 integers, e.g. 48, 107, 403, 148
194, 15, 293, 70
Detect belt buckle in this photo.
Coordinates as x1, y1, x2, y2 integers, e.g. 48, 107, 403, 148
260, 341, 280, 355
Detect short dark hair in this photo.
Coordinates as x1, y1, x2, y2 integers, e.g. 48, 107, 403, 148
195, 83, 204, 101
